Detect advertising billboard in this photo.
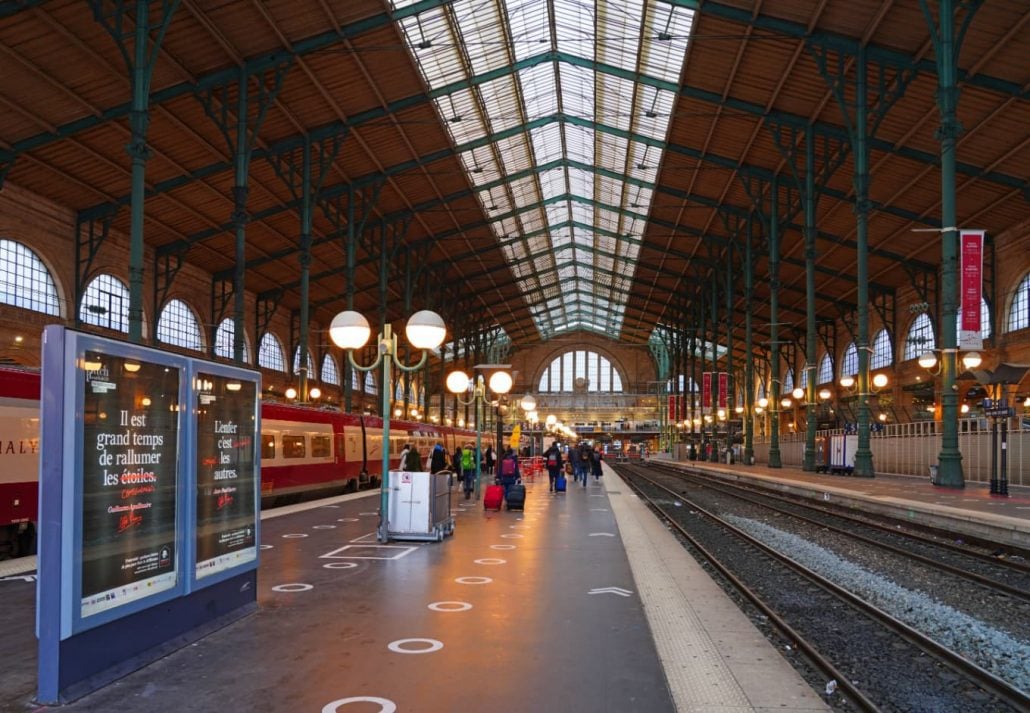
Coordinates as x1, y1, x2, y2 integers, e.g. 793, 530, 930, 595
79, 352, 180, 618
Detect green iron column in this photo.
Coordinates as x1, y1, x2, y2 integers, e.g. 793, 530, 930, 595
921, 0, 978, 489
344, 186, 357, 412
710, 272, 719, 459
768, 178, 783, 468
803, 127, 819, 471
853, 50, 875, 477
743, 215, 755, 466
725, 245, 735, 461
298, 139, 313, 401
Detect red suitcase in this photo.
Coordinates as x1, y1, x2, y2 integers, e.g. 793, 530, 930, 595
483, 484, 504, 511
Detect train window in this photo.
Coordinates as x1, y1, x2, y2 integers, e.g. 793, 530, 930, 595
311, 435, 331, 458
262, 436, 276, 460
282, 435, 306, 459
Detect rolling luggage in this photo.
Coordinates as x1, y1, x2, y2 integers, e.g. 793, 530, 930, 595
484, 484, 504, 511
505, 483, 526, 510
555, 476, 567, 492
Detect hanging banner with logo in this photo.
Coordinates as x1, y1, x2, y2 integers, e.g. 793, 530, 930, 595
668, 394, 676, 423
718, 372, 729, 410
702, 372, 712, 413
959, 230, 985, 350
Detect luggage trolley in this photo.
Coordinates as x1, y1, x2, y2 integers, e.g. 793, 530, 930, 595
386, 470, 456, 542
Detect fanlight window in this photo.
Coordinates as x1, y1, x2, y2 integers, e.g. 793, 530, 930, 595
817, 354, 834, 384
904, 313, 935, 360
0, 239, 60, 316
320, 354, 340, 385
871, 329, 893, 369
157, 299, 203, 351
214, 318, 251, 363
840, 342, 858, 378
538, 350, 624, 393
80, 273, 129, 332
258, 333, 286, 372
1005, 274, 1028, 332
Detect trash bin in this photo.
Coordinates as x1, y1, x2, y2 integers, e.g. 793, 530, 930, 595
928, 464, 939, 483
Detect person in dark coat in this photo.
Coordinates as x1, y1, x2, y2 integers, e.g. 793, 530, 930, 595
401, 444, 422, 471
591, 448, 603, 480
452, 446, 464, 483
543, 442, 563, 491
429, 442, 448, 474
484, 445, 495, 476
497, 447, 521, 498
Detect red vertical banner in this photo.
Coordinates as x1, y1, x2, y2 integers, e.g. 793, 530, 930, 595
702, 372, 712, 413
718, 372, 728, 410
668, 394, 676, 423
959, 230, 985, 350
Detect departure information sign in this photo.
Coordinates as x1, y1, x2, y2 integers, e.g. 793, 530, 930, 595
79, 353, 180, 618
194, 374, 258, 578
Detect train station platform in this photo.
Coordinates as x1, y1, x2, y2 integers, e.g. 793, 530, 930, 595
0, 464, 830, 712
655, 457, 1030, 550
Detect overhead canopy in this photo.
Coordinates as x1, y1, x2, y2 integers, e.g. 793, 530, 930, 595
0, 0, 1026, 352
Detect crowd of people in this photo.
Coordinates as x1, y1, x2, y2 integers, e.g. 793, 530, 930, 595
397, 439, 604, 496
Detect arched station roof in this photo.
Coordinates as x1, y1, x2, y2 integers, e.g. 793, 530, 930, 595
0, 0, 1025, 354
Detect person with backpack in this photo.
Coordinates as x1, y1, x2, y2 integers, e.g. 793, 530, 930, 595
428, 442, 448, 474
591, 447, 603, 481
498, 447, 521, 499
544, 442, 563, 492
461, 443, 478, 500
575, 443, 592, 486
484, 445, 495, 476
452, 446, 464, 487
401, 444, 422, 472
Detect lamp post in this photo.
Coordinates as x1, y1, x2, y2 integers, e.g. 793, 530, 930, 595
447, 367, 512, 500
520, 395, 537, 456
329, 309, 446, 542
918, 348, 982, 487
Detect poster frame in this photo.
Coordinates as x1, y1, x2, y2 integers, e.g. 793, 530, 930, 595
187, 361, 261, 591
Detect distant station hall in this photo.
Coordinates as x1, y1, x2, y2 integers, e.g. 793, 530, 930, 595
0, 0, 1028, 711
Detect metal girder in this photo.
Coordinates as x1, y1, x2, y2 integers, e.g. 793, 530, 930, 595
0, 0, 44, 19
659, 0, 1026, 100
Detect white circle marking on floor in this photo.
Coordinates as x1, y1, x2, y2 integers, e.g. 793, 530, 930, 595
323, 562, 359, 570
281, 533, 308, 539
272, 583, 313, 592
313, 525, 337, 529
499, 533, 523, 539
455, 576, 493, 584
387, 638, 444, 654
360, 511, 378, 516
259, 544, 273, 550
490, 544, 516, 550
428, 601, 473, 612
322, 697, 396, 713
474, 558, 506, 565
338, 517, 359, 522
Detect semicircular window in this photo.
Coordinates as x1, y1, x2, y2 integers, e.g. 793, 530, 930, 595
157, 299, 203, 351
0, 239, 60, 316
258, 333, 285, 372
321, 353, 340, 386
537, 350, 624, 393
80, 273, 129, 332
214, 318, 251, 363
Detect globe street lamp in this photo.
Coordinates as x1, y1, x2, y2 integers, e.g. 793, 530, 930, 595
330, 309, 446, 542
447, 367, 512, 499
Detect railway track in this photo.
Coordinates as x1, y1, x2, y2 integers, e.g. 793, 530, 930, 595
615, 462, 1030, 713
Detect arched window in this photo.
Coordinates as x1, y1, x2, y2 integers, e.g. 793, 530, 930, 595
840, 342, 858, 378
80, 273, 129, 332
157, 299, 203, 351
871, 329, 893, 369
293, 347, 314, 377
956, 297, 992, 339
1006, 273, 1029, 332
320, 354, 340, 385
817, 353, 833, 384
395, 382, 404, 401
364, 371, 377, 396
258, 333, 286, 372
351, 368, 362, 392
904, 313, 935, 360
782, 368, 794, 392
214, 318, 250, 363
537, 350, 624, 392
799, 364, 810, 389
0, 239, 60, 316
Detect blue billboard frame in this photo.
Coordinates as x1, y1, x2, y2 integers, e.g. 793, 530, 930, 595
37, 326, 261, 704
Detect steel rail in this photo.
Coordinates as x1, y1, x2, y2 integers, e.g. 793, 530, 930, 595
617, 463, 1030, 712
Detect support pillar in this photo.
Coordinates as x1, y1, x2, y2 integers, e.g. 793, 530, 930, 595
768, 178, 783, 469
743, 215, 755, 466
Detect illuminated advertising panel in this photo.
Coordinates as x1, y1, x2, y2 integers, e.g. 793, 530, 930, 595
79, 352, 180, 618
194, 373, 258, 579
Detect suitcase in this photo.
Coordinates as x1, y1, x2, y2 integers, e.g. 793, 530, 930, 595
484, 484, 504, 511
505, 483, 526, 510
555, 476, 567, 492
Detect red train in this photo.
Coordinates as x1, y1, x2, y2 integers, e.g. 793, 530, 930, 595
0, 366, 485, 558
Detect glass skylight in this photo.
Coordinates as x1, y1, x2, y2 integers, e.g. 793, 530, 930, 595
392, 0, 694, 338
